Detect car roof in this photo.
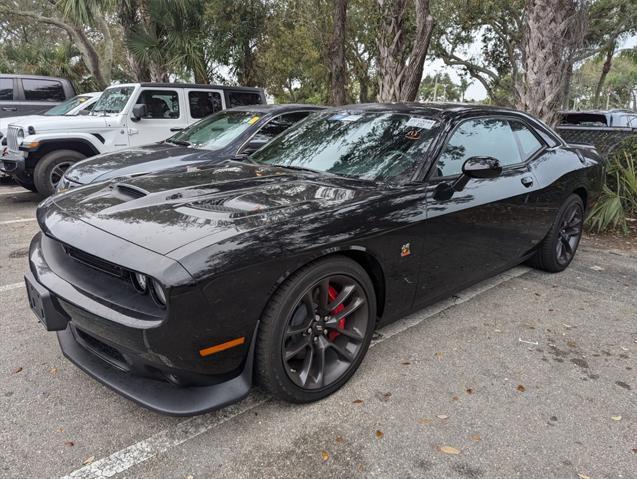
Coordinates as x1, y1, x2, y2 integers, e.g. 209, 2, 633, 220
332, 102, 520, 118
0, 73, 70, 82
138, 82, 264, 92
228, 104, 326, 114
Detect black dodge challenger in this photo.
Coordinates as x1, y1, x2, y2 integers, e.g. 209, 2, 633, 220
26, 103, 603, 415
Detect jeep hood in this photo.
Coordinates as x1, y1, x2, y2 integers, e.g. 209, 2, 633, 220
9, 114, 109, 132
47, 161, 376, 256
65, 143, 226, 185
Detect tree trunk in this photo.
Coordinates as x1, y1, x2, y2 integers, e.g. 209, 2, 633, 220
515, 0, 580, 125
376, 0, 435, 102
593, 39, 616, 109
328, 0, 348, 105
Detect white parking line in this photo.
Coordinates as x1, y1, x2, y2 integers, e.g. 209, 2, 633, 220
0, 282, 24, 293
0, 189, 33, 196
0, 218, 37, 225
61, 266, 531, 479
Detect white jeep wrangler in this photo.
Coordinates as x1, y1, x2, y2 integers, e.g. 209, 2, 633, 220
1, 82, 265, 195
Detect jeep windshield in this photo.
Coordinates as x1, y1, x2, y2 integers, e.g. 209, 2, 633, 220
251, 111, 437, 181
90, 86, 134, 115
167, 110, 261, 150
44, 95, 94, 116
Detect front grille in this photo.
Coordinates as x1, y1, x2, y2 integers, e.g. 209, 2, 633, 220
63, 244, 127, 278
7, 126, 20, 152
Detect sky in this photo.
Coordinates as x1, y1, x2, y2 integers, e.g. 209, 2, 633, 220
427, 34, 637, 101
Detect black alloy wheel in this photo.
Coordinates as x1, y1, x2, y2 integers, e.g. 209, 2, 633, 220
256, 256, 376, 403
555, 201, 583, 266
528, 194, 584, 273
282, 274, 369, 390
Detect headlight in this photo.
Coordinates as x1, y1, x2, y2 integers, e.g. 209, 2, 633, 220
131, 272, 148, 293
151, 279, 167, 306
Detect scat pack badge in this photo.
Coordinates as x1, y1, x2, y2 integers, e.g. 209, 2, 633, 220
401, 243, 411, 257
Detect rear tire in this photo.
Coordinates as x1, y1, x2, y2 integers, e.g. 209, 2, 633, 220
34, 149, 86, 196
527, 194, 584, 273
256, 256, 376, 403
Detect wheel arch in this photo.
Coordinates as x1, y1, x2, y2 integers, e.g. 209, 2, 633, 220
572, 186, 588, 212
26, 139, 99, 169
267, 247, 387, 322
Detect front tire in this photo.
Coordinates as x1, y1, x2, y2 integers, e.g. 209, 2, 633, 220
256, 256, 376, 403
34, 149, 86, 196
528, 194, 584, 272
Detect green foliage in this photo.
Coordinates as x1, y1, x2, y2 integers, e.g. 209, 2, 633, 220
588, 138, 637, 233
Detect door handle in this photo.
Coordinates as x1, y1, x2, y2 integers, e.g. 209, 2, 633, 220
521, 176, 534, 188
1, 107, 17, 111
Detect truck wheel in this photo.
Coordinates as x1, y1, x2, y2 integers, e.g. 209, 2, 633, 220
34, 150, 86, 196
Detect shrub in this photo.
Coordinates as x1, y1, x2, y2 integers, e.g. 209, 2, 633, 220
587, 137, 637, 234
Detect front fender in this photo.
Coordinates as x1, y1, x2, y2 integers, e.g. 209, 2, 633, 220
19, 132, 104, 155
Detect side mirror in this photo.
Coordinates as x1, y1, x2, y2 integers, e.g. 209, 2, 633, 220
446, 156, 502, 195
78, 109, 90, 116
462, 156, 502, 179
131, 104, 147, 122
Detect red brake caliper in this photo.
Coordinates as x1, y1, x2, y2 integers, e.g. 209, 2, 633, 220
328, 286, 346, 341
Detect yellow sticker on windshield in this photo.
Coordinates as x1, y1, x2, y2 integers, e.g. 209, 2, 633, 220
247, 116, 260, 125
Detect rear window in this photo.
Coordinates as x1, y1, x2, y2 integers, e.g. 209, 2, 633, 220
560, 113, 608, 126
23, 79, 66, 102
227, 91, 263, 108
0, 78, 13, 100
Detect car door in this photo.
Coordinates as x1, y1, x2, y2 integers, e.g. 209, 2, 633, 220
129, 88, 186, 146
19, 78, 67, 116
415, 116, 548, 306
0, 78, 19, 118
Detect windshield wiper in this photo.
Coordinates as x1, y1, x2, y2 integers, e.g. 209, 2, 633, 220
270, 164, 337, 176
166, 139, 191, 147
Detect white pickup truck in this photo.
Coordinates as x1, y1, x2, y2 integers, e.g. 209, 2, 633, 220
1, 82, 265, 195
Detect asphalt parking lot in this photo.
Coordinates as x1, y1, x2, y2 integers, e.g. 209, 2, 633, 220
1, 182, 635, 479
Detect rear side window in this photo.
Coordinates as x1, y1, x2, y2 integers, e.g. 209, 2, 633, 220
435, 118, 522, 177
227, 91, 263, 108
0, 78, 13, 100
22, 79, 65, 101
188, 91, 222, 118
136, 90, 180, 119
510, 120, 543, 160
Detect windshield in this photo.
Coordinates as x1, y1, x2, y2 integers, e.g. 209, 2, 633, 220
91, 86, 134, 115
251, 111, 437, 181
44, 95, 93, 116
169, 110, 261, 149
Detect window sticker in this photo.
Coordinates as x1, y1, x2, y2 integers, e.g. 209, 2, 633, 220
247, 116, 260, 125
405, 117, 436, 129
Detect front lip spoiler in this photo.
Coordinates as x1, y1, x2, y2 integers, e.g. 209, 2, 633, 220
57, 324, 257, 416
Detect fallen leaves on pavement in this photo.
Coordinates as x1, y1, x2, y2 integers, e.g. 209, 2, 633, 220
375, 430, 384, 439
321, 450, 329, 462
438, 445, 460, 455
82, 456, 95, 465
516, 384, 526, 392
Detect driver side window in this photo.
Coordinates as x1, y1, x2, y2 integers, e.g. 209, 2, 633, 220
434, 118, 522, 177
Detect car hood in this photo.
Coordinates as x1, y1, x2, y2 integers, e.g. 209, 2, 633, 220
48, 161, 376, 256
9, 114, 108, 131
65, 143, 224, 185
1, 115, 45, 135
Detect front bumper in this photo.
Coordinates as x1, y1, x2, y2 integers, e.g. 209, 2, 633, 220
0, 151, 29, 182
26, 228, 257, 416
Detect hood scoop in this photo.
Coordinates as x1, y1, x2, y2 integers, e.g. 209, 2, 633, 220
190, 197, 246, 216
111, 183, 148, 200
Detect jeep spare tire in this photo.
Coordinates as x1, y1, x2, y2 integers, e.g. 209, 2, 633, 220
34, 149, 86, 196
